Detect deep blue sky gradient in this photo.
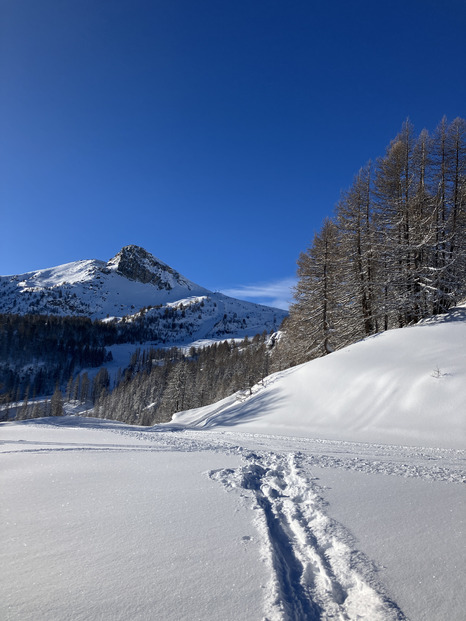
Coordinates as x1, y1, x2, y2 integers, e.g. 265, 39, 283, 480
1, 0, 465, 308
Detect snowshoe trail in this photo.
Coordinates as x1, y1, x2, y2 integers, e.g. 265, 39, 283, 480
210, 451, 406, 621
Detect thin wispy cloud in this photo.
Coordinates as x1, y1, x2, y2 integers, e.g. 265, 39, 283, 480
221, 277, 296, 310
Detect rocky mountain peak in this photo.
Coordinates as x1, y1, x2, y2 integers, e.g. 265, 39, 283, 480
107, 245, 183, 289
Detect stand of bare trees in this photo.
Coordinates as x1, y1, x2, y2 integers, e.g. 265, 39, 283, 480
287, 117, 466, 363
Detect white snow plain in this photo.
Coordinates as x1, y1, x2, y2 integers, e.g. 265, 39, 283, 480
2, 305, 466, 620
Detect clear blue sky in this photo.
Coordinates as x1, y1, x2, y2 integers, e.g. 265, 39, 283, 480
1, 0, 465, 309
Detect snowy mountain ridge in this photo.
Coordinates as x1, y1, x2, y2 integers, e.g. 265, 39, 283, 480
0, 245, 287, 342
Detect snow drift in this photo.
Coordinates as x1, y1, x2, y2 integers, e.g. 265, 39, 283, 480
173, 305, 466, 448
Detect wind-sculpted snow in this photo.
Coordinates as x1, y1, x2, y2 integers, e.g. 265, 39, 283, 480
50, 420, 463, 485
8, 419, 464, 485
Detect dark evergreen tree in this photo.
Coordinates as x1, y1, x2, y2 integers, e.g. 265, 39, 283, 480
51, 385, 64, 417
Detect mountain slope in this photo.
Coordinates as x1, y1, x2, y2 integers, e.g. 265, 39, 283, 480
173, 304, 466, 448
0, 246, 209, 318
0, 245, 287, 341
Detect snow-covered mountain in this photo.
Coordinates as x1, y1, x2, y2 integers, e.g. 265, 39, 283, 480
0, 245, 287, 341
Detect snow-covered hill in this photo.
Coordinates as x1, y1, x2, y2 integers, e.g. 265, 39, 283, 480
173, 304, 466, 449
0, 245, 286, 341
2, 306, 465, 620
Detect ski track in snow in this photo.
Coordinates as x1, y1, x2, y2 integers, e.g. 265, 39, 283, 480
4, 420, 465, 620
5, 424, 465, 484
210, 452, 406, 621
83, 425, 466, 485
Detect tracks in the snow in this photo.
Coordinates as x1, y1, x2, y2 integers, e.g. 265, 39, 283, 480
8, 421, 463, 619
210, 451, 406, 621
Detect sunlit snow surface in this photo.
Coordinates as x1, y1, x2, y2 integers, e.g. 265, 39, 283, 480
1, 419, 464, 620
174, 304, 466, 449
2, 306, 466, 620
1, 422, 269, 621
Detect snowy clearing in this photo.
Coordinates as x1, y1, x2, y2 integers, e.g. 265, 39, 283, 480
1, 418, 464, 620
2, 306, 466, 619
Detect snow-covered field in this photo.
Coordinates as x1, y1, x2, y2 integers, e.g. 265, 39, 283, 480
1, 306, 465, 620
1, 419, 464, 620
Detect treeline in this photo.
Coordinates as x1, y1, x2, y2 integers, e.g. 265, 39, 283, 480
0, 300, 267, 404
10, 385, 66, 422
0, 310, 204, 402
0, 310, 285, 425
3, 329, 285, 425
0, 314, 115, 401
94, 333, 277, 426
287, 117, 466, 363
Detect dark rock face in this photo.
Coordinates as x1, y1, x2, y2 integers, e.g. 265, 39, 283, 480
108, 245, 183, 289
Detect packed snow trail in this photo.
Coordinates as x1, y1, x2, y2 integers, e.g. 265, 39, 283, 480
210, 451, 406, 621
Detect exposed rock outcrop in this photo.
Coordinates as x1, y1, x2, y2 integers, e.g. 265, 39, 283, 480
107, 245, 184, 290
